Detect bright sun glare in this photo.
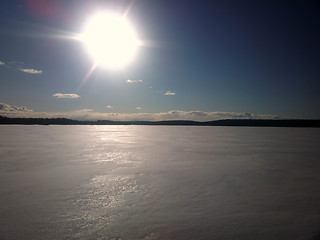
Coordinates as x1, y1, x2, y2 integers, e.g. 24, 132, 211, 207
81, 13, 139, 69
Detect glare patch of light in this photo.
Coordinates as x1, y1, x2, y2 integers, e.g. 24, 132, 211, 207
76, 63, 97, 91
80, 13, 139, 69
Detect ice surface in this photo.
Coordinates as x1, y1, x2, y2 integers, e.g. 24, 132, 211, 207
0, 125, 320, 240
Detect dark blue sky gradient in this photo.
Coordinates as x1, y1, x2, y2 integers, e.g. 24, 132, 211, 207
1, 0, 319, 119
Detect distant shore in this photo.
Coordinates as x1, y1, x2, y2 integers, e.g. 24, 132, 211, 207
1, 116, 320, 127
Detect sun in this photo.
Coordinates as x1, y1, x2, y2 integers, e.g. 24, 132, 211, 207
81, 12, 139, 69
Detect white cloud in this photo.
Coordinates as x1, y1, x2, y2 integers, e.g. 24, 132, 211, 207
0, 103, 282, 121
13, 110, 281, 121
106, 105, 113, 109
136, 107, 142, 110
164, 91, 176, 96
126, 79, 143, 83
53, 93, 80, 99
19, 68, 42, 74
0, 61, 5, 65
0, 103, 33, 114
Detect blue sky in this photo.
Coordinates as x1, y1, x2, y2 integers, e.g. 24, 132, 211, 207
1, 0, 319, 121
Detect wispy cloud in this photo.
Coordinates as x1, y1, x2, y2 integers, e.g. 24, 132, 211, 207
136, 107, 142, 110
164, 91, 176, 96
19, 68, 42, 74
53, 93, 80, 99
106, 105, 113, 109
0, 103, 33, 113
0, 103, 283, 121
126, 79, 143, 83
0, 61, 43, 75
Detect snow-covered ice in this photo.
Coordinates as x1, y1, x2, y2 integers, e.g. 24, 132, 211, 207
0, 125, 320, 240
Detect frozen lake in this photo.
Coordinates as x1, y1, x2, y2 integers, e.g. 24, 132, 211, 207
0, 125, 320, 240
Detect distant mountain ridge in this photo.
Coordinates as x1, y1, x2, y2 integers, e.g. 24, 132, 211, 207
0, 116, 320, 127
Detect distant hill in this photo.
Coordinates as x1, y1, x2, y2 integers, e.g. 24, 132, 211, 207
0, 115, 320, 127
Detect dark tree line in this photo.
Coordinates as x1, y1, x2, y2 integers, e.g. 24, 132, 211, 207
1, 115, 320, 127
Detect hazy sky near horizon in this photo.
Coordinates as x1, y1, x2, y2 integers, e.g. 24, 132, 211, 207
1, 0, 319, 120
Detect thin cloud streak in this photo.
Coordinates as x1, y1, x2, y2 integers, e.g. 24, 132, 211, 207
19, 68, 42, 74
126, 79, 143, 83
53, 93, 80, 99
164, 91, 176, 95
